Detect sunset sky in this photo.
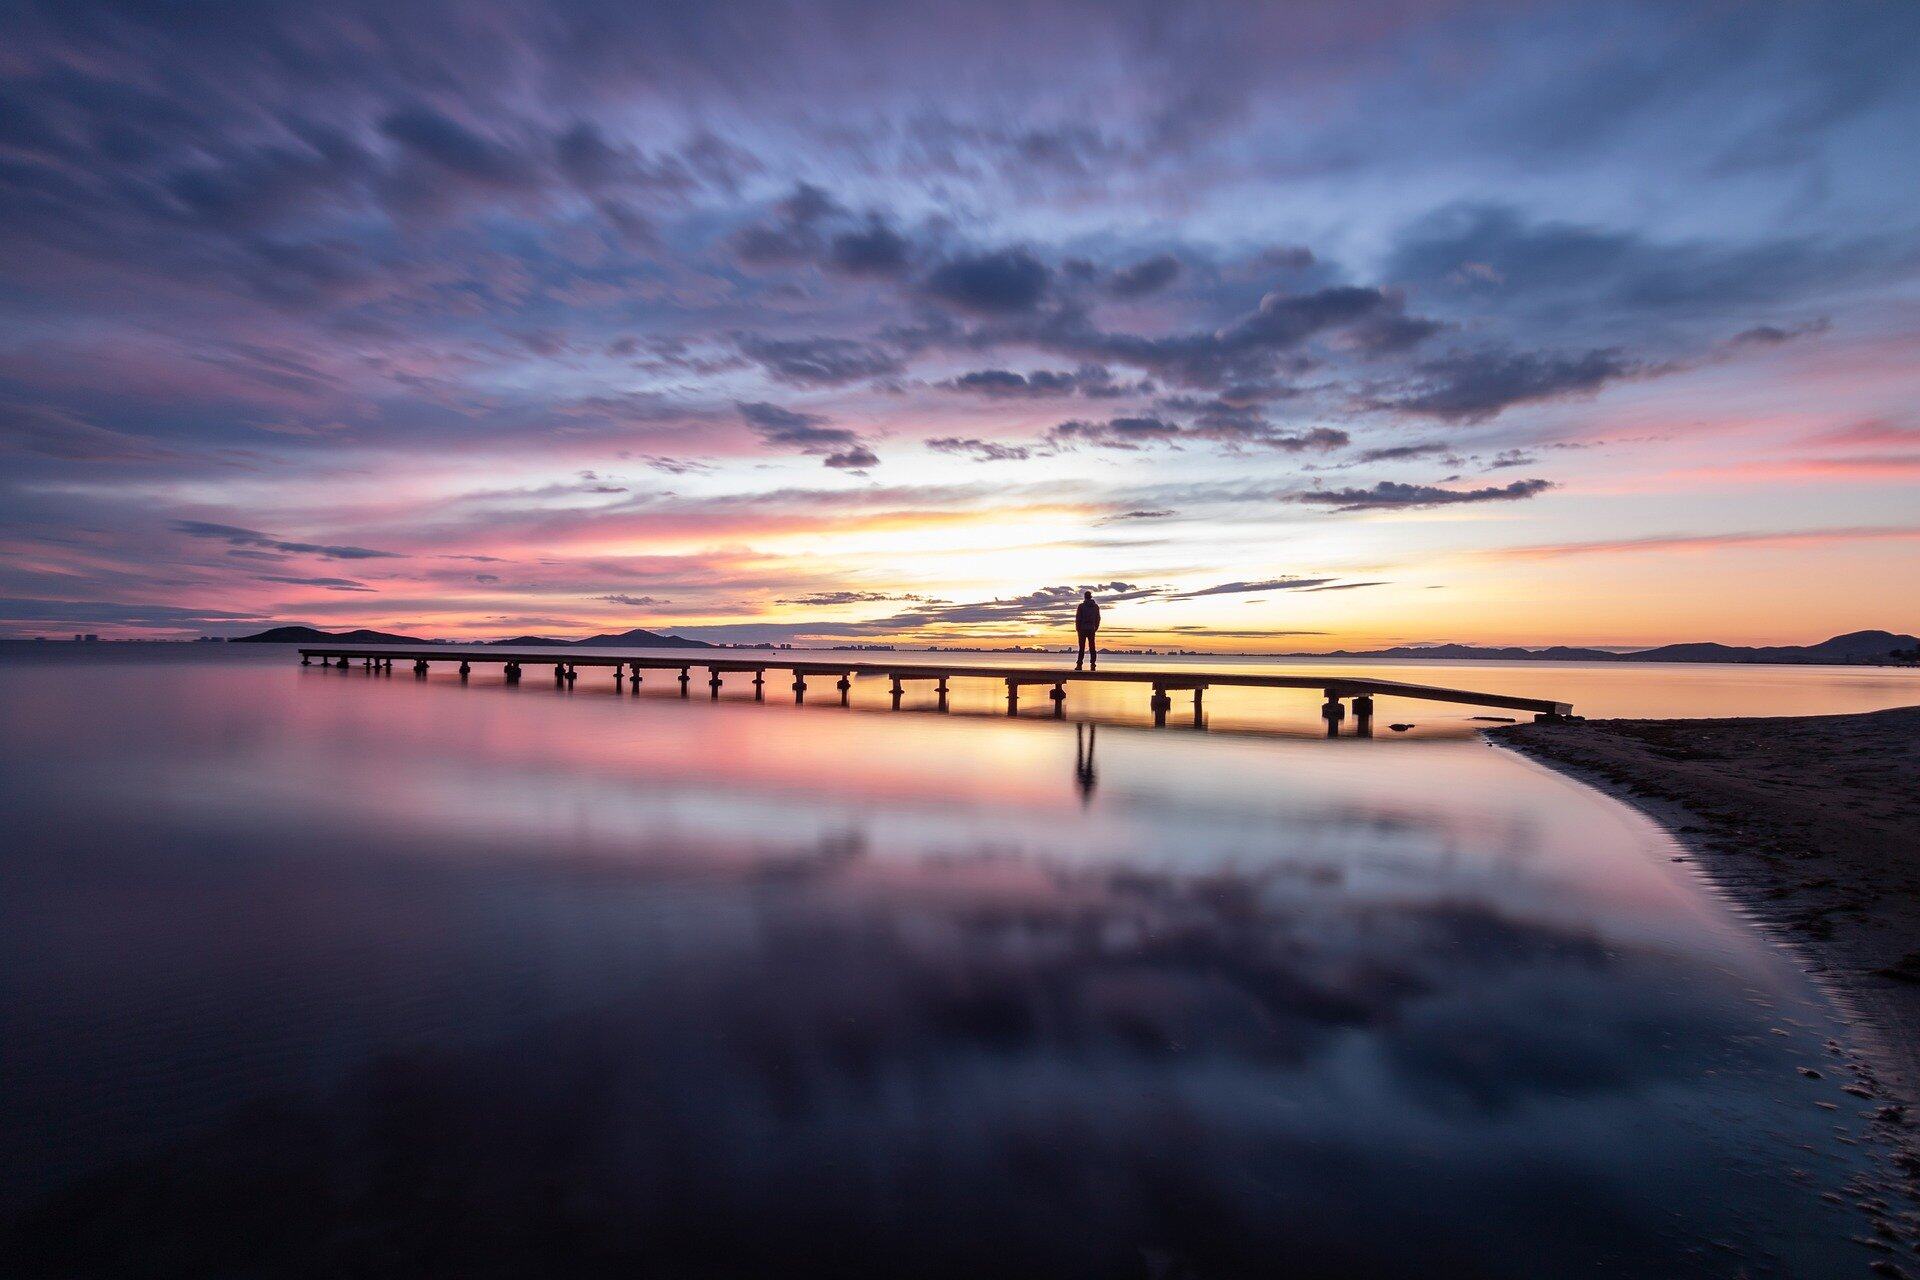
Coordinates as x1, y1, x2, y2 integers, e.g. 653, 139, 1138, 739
3, 1, 1917, 648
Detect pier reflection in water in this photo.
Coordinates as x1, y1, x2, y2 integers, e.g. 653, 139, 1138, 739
0, 645, 1905, 1277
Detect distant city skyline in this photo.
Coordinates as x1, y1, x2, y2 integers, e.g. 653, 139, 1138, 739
3, 2, 1917, 648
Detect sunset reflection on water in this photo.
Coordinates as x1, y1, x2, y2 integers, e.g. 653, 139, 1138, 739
0, 645, 1904, 1277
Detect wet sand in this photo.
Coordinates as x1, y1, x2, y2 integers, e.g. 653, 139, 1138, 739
1498, 707, 1920, 1125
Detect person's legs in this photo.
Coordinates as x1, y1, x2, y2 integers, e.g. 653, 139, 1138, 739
1076, 631, 1090, 669
1085, 631, 1097, 670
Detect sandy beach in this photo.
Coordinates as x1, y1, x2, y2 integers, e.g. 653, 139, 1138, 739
1499, 707, 1920, 1127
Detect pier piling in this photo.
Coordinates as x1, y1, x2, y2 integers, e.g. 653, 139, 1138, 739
296, 647, 1575, 731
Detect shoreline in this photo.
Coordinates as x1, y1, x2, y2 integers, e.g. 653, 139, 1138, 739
1493, 707, 1920, 1184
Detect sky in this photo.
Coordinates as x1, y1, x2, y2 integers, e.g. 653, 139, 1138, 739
2, 0, 1917, 649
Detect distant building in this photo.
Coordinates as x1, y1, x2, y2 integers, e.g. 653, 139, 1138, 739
83, 634, 99, 642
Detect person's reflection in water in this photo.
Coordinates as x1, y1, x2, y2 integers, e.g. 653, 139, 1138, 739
1075, 722, 1097, 804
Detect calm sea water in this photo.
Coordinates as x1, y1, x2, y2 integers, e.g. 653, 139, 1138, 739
3, 642, 1916, 1277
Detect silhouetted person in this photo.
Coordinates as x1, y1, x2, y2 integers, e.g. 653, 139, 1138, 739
1074, 590, 1101, 671
1075, 722, 1097, 803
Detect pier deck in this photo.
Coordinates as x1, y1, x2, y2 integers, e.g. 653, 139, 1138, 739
296, 645, 1573, 734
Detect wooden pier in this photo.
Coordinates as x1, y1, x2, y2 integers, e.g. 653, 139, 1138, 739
296, 646, 1574, 735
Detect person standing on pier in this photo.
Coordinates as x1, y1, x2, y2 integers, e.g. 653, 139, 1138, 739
1075, 589, 1102, 671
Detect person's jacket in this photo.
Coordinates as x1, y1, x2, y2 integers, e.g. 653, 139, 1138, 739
1075, 599, 1101, 633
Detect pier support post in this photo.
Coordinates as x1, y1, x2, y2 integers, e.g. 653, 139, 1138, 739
1150, 684, 1171, 727
458, 661, 471, 680
793, 674, 807, 703
678, 666, 690, 698
301, 653, 310, 665
752, 670, 764, 701
554, 663, 566, 684
709, 670, 723, 700
837, 674, 851, 706
504, 661, 518, 682
1050, 683, 1066, 717
1005, 679, 1020, 715
564, 664, 577, 684
628, 663, 642, 692
336, 656, 349, 669
1321, 692, 1345, 737
416, 659, 431, 677
890, 675, 904, 709
1353, 694, 1374, 738
1192, 687, 1205, 728
936, 676, 949, 712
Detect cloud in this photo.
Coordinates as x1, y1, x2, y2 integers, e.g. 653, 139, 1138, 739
1295, 478, 1554, 511
1108, 253, 1182, 297
828, 220, 914, 277
925, 437, 1035, 462
172, 521, 400, 560
1730, 318, 1831, 346
737, 335, 904, 386
1165, 577, 1341, 599
1380, 349, 1639, 422
599, 594, 668, 607
256, 574, 375, 591
775, 591, 939, 606
1105, 509, 1175, 521
1048, 416, 1183, 449
1049, 414, 1347, 453
824, 445, 880, 470
941, 368, 1076, 397
1357, 442, 1452, 463
1005, 285, 1438, 390
735, 400, 871, 466
1494, 525, 1920, 559
924, 249, 1051, 314
1388, 204, 1913, 321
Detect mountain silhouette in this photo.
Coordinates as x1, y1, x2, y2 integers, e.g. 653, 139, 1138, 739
1288, 630, 1918, 664
234, 625, 426, 644
571, 628, 713, 649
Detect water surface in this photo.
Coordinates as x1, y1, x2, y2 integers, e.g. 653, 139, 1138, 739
3, 643, 1912, 1277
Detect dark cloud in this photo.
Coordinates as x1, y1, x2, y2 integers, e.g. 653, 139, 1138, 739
1294, 478, 1555, 511
1388, 205, 1913, 322
1049, 413, 1346, 453
1730, 318, 1831, 346
1108, 253, 1182, 298
775, 591, 938, 606
823, 445, 880, 470
858, 582, 1160, 631
737, 335, 905, 386
828, 220, 914, 277
380, 107, 536, 191
256, 574, 374, 592
1381, 349, 1640, 422
172, 521, 400, 560
1165, 577, 1341, 599
925, 437, 1034, 462
1009, 285, 1435, 389
599, 594, 667, 607
924, 249, 1051, 314
1105, 509, 1174, 521
1357, 442, 1453, 463
735, 401, 877, 468
1048, 416, 1183, 450
941, 369, 1075, 397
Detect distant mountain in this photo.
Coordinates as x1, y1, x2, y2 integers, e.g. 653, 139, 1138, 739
488, 635, 571, 646
235, 625, 427, 644
1286, 630, 1919, 665
1630, 630, 1919, 663
571, 628, 713, 649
